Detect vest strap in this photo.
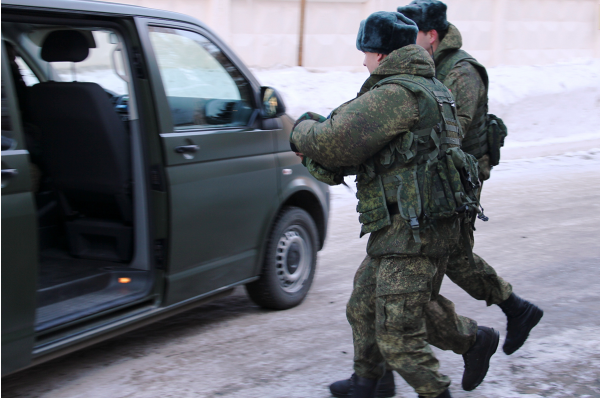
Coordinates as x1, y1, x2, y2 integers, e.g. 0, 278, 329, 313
442, 137, 461, 146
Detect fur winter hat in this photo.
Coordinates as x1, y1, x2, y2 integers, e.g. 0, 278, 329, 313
356, 11, 418, 54
397, 0, 448, 33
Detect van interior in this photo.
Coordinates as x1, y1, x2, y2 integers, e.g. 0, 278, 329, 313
3, 22, 154, 334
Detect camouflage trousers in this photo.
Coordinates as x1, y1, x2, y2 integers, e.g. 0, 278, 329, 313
347, 254, 478, 398
447, 182, 513, 306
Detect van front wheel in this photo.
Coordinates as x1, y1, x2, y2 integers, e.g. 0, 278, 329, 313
246, 206, 318, 310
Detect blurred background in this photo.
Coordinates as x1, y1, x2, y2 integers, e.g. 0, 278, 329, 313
116, 0, 600, 69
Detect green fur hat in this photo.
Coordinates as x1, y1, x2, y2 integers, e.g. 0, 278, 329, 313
397, 0, 449, 33
356, 11, 418, 54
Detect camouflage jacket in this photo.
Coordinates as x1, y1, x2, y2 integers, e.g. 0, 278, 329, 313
434, 24, 491, 180
291, 45, 463, 257
291, 45, 431, 168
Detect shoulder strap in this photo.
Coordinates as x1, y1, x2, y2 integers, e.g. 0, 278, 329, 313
372, 75, 462, 157
373, 75, 455, 107
436, 49, 489, 90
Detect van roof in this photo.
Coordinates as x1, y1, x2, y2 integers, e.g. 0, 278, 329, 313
2, 0, 206, 29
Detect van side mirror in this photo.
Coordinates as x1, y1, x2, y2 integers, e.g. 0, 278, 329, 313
260, 86, 286, 118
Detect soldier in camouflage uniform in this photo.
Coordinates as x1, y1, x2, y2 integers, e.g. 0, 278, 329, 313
291, 12, 502, 398
327, 2, 544, 397
398, 0, 544, 360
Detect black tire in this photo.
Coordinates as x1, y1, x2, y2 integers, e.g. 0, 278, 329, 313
246, 206, 318, 310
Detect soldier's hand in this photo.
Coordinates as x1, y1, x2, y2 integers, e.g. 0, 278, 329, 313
292, 112, 327, 131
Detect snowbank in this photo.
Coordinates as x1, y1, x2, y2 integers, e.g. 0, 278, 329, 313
488, 59, 600, 108
251, 59, 600, 119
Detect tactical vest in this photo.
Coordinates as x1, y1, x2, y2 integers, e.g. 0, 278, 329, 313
355, 74, 484, 242
436, 49, 490, 160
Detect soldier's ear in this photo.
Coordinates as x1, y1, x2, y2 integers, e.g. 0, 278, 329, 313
428, 30, 439, 45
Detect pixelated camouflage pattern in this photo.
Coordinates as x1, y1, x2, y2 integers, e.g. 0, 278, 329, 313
434, 24, 513, 304
294, 44, 481, 251
290, 45, 431, 169
291, 44, 482, 397
347, 252, 477, 397
360, 75, 480, 238
366, 214, 460, 258
356, 171, 392, 236
434, 24, 491, 181
292, 111, 327, 131
305, 158, 344, 186
446, 185, 513, 306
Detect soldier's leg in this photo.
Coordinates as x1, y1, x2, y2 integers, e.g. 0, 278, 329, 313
447, 223, 543, 355
375, 255, 451, 398
347, 255, 386, 380
425, 256, 478, 354
379, 257, 477, 378
419, 256, 499, 392
425, 295, 478, 354
446, 230, 512, 306
447, 182, 512, 305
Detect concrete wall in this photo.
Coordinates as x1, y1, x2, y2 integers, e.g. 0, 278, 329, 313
120, 0, 600, 68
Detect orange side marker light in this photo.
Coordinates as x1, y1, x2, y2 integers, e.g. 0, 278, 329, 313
119, 277, 132, 284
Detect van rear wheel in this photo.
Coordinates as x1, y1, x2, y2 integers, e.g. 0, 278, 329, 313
246, 206, 318, 310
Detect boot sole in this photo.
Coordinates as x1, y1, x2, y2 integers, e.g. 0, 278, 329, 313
463, 328, 500, 391
503, 306, 543, 355
330, 387, 396, 398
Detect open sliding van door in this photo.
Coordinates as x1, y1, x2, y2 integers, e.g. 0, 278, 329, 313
1, 39, 38, 375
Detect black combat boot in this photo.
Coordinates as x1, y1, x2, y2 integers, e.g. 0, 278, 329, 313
461, 326, 499, 391
498, 293, 544, 355
330, 370, 395, 398
419, 389, 452, 398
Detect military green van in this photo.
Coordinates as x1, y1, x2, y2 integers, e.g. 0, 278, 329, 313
1, 0, 329, 376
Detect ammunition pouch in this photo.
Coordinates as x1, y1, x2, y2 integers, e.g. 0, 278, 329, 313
485, 114, 508, 166
356, 160, 391, 237
379, 147, 482, 243
462, 111, 508, 166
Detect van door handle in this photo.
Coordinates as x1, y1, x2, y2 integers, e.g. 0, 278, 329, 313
175, 145, 200, 154
1, 169, 18, 185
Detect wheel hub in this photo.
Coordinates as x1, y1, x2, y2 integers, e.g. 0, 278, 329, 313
275, 229, 311, 293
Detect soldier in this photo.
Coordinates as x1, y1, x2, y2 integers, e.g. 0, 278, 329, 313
328, 1, 544, 397
291, 11, 501, 398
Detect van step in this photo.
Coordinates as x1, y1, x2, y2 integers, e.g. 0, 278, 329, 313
38, 255, 110, 289
35, 270, 151, 332
38, 272, 111, 307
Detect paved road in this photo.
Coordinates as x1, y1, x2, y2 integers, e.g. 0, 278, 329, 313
3, 147, 599, 398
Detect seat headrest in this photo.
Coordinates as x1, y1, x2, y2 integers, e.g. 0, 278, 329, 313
41, 30, 90, 62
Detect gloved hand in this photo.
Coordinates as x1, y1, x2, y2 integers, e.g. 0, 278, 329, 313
293, 112, 327, 131
290, 112, 327, 153
306, 158, 344, 185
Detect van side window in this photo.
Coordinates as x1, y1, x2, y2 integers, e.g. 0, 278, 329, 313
148, 27, 254, 130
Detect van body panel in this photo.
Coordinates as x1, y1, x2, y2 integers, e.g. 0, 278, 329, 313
1, 0, 329, 376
